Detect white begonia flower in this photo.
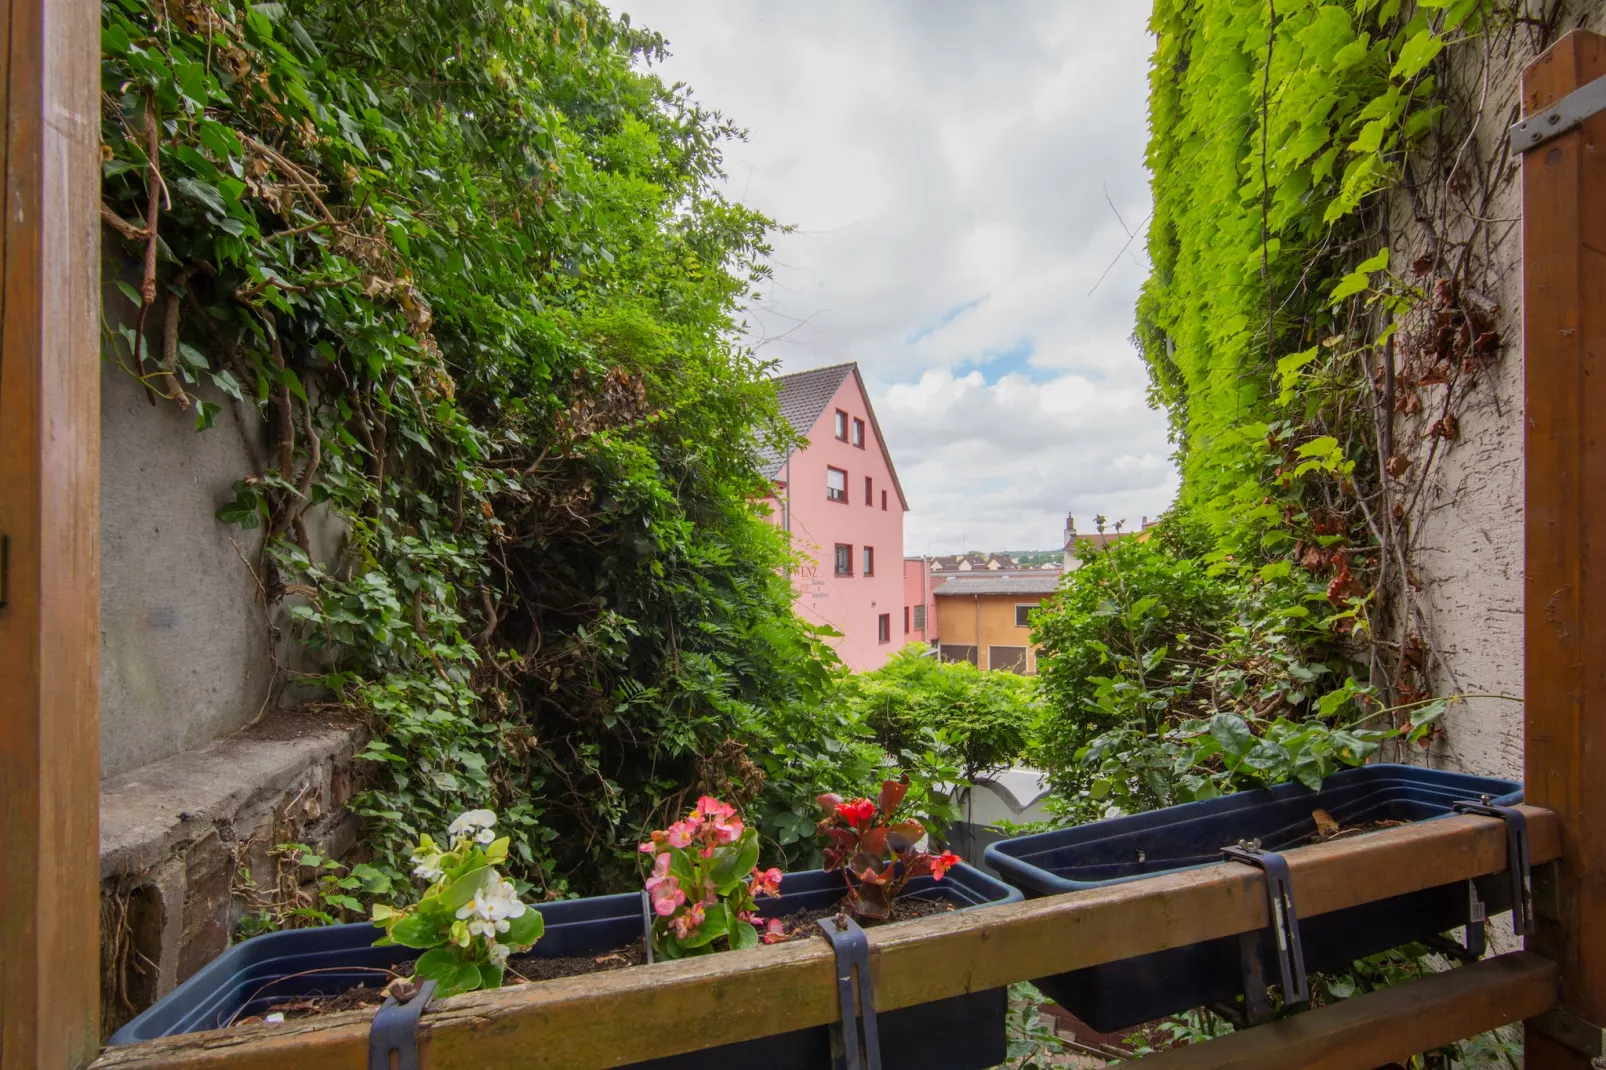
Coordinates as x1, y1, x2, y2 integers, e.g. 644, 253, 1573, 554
488, 941, 511, 966
455, 872, 527, 933
410, 847, 444, 883
447, 809, 497, 839
475, 827, 496, 844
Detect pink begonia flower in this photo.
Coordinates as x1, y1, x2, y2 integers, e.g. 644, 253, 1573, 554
696, 796, 736, 820
653, 853, 672, 878
666, 821, 697, 849
670, 901, 707, 941
762, 918, 787, 944
749, 867, 782, 898
701, 879, 719, 906
646, 873, 685, 916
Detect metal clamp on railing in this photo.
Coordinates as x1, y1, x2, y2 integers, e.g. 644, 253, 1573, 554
1222, 839, 1310, 1024
369, 978, 436, 1070
1453, 797, 1533, 936
817, 913, 882, 1070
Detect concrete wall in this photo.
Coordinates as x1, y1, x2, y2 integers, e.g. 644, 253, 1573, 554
99, 350, 282, 778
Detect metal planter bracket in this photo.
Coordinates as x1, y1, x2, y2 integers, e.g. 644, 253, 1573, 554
1531, 1007, 1606, 1058
817, 914, 883, 1070
369, 978, 436, 1070
1222, 840, 1310, 1021
1509, 72, 1606, 154
1452, 799, 1533, 936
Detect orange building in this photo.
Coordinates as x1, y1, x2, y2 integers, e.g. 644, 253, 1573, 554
932, 573, 1060, 673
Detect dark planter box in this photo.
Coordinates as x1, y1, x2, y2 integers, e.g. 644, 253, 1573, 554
982, 764, 1521, 1033
109, 862, 1020, 1070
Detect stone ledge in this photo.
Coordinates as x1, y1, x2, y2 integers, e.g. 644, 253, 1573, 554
100, 709, 366, 876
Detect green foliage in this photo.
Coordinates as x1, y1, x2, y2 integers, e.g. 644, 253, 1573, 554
1032, 527, 1447, 820
237, 842, 396, 937
100, 0, 844, 900
841, 647, 1038, 781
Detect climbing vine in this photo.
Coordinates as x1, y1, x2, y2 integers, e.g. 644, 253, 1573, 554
1035, 1, 1571, 813
99, 0, 849, 899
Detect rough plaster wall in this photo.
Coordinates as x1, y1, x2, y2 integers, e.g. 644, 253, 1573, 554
1382, 4, 1606, 783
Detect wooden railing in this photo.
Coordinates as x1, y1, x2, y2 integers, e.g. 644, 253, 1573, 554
1, 4, 1602, 1068
90, 807, 1560, 1069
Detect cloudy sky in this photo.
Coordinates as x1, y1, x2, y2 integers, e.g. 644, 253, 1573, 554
620, 1, 1178, 554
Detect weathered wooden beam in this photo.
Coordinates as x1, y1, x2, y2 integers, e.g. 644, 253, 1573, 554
1131, 952, 1558, 1070
91, 806, 1559, 1070
1520, 27, 1606, 1070
0, 0, 102, 1068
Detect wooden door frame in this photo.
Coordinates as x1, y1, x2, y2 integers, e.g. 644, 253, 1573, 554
0, 1, 102, 1067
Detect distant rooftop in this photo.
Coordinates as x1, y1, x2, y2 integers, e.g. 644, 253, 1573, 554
931, 573, 1062, 597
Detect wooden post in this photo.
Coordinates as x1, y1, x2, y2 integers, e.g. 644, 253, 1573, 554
1522, 28, 1606, 1070
0, 0, 102, 1068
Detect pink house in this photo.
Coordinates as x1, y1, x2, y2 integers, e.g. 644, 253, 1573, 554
903, 557, 937, 648
761, 363, 912, 672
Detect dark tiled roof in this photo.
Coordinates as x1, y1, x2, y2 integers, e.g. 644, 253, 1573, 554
932, 574, 1063, 597
756, 362, 855, 477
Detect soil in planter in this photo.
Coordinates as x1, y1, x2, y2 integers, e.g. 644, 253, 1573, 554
244, 898, 954, 1024
763, 896, 956, 944
1307, 808, 1410, 843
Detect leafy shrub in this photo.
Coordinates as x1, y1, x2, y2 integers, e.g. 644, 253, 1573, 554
838, 647, 1037, 782
99, 0, 851, 898
1031, 521, 1446, 820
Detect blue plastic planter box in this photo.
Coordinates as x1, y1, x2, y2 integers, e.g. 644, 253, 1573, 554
983, 764, 1521, 1032
109, 862, 1020, 1070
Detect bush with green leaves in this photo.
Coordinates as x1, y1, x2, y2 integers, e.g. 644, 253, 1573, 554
837, 646, 1037, 782
99, 0, 852, 900
1031, 522, 1447, 820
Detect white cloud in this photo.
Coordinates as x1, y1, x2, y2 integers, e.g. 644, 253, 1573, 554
620, 0, 1177, 552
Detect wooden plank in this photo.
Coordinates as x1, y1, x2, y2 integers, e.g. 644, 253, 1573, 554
1521, 28, 1606, 1070
0, 0, 102, 1068
90, 807, 1559, 1070
1133, 952, 1558, 1070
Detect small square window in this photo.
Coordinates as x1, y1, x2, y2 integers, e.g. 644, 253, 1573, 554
878, 613, 891, 644
835, 544, 853, 576
835, 410, 848, 441
863, 546, 875, 576
864, 476, 873, 505
1015, 604, 1034, 628
852, 418, 865, 448
827, 466, 847, 502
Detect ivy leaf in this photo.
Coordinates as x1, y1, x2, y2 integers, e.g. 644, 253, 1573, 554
194, 400, 220, 431
173, 176, 226, 216
1392, 31, 1446, 80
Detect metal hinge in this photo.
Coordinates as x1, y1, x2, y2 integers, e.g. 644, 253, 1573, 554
1510, 73, 1606, 154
